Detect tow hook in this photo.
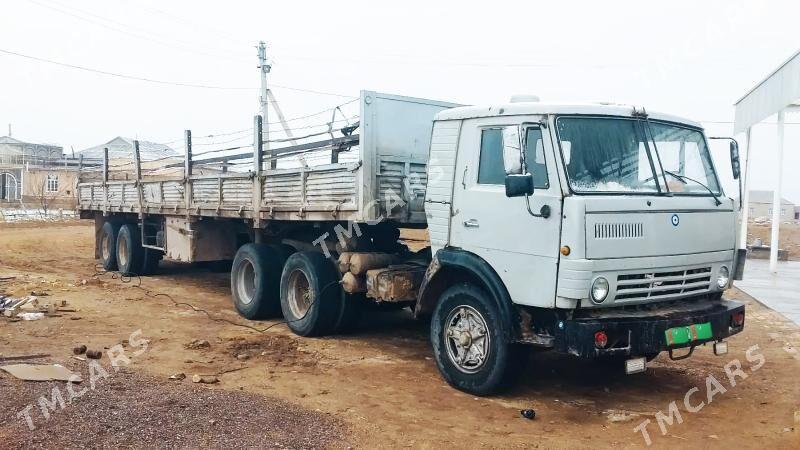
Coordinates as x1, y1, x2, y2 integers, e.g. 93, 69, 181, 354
668, 346, 696, 361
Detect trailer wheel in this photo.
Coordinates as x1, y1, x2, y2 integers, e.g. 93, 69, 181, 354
99, 221, 120, 271
116, 223, 144, 276
431, 283, 517, 396
280, 251, 341, 337
231, 244, 287, 320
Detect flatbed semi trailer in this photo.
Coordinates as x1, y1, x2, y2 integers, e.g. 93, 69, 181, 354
78, 91, 747, 395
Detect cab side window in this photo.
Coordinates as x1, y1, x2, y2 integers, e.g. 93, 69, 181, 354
523, 128, 550, 189
478, 127, 550, 188
477, 128, 505, 185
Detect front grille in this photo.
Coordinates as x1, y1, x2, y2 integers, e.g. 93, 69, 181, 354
594, 222, 644, 239
614, 267, 712, 302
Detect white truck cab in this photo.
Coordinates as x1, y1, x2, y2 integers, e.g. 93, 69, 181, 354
419, 100, 745, 394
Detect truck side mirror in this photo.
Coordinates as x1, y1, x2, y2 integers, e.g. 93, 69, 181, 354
729, 140, 741, 180
502, 126, 523, 175
505, 173, 534, 197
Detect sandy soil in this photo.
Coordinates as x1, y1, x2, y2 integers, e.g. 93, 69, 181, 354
1, 222, 799, 449
746, 222, 800, 260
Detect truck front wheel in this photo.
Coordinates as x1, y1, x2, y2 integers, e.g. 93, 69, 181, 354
231, 244, 287, 319
431, 283, 518, 396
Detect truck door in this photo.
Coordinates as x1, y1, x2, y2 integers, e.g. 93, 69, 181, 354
449, 118, 562, 308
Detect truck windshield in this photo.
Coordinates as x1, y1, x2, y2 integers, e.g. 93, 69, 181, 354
556, 117, 660, 193
556, 116, 721, 195
646, 122, 721, 195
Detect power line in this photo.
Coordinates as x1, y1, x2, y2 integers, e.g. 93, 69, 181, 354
0, 47, 254, 90
122, 1, 252, 48
28, 0, 249, 63
192, 134, 252, 146
265, 99, 359, 124
270, 84, 356, 99
199, 127, 253, 138
0, 47, 357, 98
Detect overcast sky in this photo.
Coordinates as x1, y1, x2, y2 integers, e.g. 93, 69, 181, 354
1, 0, 799, 202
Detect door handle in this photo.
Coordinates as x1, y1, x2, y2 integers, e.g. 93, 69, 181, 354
463, 219, 479, 228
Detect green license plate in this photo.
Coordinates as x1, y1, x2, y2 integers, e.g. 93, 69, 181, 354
665, 322, 713, 346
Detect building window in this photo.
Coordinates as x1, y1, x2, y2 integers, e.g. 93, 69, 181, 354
768, 208, 772, 216
749, 207, 754, 216
780, 208, 786, 217
46, 174, 59, 192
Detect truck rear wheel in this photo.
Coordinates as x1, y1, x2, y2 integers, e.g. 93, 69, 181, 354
99, 221, 120, 271
280, 251, 341, 337
431, 283, 517, 396
116, 223, 144, 276
231, 243, 287, 320
138, 248, 162, 275
333, 292, 364, 334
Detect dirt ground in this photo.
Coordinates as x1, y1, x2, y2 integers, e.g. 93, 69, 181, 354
1, 221, 799, 449
747, 222, 800, 260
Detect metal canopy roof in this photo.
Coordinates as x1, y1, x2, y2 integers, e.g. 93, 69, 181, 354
734, 49, 800, 134
733, 48, 800, 274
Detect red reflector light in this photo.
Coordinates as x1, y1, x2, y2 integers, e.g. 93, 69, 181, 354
732, 311, 745, 327
594, 331, 608, 349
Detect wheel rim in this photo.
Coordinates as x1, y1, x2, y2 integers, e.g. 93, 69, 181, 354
117, 234, 128, 268
236, 259, 257, 305
444, 305, 491, 374
101, 232, 112, 262
286, 269, 313, 318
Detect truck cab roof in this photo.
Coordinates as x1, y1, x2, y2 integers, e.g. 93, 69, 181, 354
435, 102, 703, 129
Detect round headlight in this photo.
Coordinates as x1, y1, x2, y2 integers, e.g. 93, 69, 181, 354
716, 266, 730, 289
591, 277, 609, 303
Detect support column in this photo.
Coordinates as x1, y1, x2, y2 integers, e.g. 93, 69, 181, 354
770, 110, 785, 273
738, 127, 752, 249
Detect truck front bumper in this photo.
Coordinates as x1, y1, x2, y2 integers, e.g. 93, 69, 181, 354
553, 298, 745, 359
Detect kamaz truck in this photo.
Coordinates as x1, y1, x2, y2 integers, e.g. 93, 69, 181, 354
78, 91, 746, 395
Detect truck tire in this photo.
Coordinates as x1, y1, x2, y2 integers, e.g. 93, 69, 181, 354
139, 248, 162, 276
431, 283, 518, 396
99, 221, 120, 271
333, 292, 364, 334
280, 251, 341, 337
116, 223, 144, 276
231, 243, 287, 320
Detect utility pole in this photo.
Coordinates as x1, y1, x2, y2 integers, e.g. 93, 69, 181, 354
257, 41, 274, 168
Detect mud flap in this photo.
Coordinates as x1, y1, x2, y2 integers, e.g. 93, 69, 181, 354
733, 248, 747, 280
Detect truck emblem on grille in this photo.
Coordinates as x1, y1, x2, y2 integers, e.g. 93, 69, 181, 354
671, 214, 680, 226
